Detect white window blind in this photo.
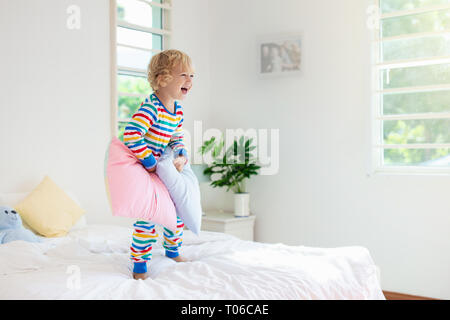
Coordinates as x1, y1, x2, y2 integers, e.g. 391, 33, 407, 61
372, 0, 450, 174
110, 0, 172, 140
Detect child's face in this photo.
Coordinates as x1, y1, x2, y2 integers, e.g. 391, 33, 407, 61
158, 62, 194, 101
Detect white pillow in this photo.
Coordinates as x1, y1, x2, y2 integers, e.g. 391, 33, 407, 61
156, 147, 203, 235
65, 191, 87, 230
0, 191, 87, 231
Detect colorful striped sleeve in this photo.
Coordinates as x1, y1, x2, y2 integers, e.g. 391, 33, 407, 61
168, 113, 187, 159
123, 103, 159, 169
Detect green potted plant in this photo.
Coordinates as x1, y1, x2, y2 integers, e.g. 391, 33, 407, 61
199, 135, 261, 217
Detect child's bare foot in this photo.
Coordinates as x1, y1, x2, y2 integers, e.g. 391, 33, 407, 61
133, 272, 148, 280
170, 255, 190, 263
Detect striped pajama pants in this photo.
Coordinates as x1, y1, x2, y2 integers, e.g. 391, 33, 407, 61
130, 216, 184, 274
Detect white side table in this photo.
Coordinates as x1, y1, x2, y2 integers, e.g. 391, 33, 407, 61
201, 210, 256, 241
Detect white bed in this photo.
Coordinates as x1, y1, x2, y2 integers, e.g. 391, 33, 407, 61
0, 224, 384, 299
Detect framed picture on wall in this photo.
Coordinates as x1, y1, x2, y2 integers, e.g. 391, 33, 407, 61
257, 32, 302, 78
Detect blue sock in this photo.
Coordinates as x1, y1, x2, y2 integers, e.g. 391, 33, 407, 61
133, 262, 147, 273
165, 250, 179, 258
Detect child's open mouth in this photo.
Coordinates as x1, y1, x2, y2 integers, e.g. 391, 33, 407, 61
181, 87, 188, 94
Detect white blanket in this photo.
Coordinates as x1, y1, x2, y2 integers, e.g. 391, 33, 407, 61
0, 224, 384, 299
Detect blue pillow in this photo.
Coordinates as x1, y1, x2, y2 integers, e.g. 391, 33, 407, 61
156, 147, 202, 235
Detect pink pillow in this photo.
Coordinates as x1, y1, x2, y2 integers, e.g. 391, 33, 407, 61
104, 137, 177, 232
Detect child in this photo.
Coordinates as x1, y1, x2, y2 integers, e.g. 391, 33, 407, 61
123, 49, 194, 280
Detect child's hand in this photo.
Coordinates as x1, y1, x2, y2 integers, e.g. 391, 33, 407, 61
146, 165, 156, 173
173, 156, 187, 172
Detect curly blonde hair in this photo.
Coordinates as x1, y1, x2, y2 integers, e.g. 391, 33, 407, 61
147, 49, 194, 91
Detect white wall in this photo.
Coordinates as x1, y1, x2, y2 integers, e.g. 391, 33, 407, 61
201, 0, 450, 299
0, 0, 113, 223
171, 0, 211, 130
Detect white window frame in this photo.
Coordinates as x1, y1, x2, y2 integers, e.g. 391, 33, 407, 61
370, 0, 450, 176
109, 0, 172, 138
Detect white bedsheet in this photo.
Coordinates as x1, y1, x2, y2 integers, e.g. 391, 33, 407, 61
0, 224, 384, 299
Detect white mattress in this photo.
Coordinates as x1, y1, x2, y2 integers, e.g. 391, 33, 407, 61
0, 224, 385, 299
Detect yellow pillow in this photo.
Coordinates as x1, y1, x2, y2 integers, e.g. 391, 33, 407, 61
14, 176, 85, 237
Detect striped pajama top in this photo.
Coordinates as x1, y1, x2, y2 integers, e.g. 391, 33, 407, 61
123, 93, 187, 170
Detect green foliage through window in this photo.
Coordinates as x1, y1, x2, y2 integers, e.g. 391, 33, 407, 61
378, 0, 450, 167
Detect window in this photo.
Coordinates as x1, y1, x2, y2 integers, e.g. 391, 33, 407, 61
110, 0, 172, 141
372, 0, 450, 174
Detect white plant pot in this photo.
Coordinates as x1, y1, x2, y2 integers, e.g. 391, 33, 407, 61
234, 192, 250, 217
